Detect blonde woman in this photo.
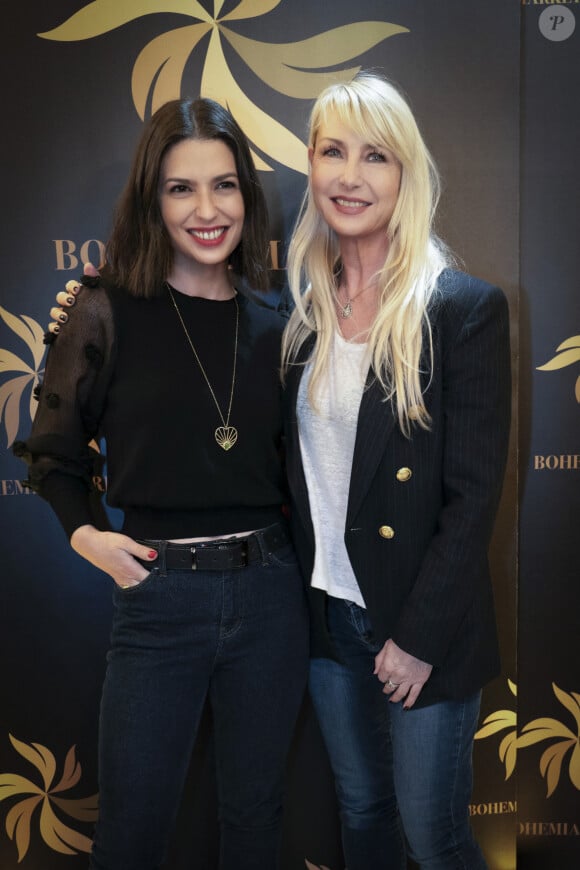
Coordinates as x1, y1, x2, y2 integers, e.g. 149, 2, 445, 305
282, 73, 511, 869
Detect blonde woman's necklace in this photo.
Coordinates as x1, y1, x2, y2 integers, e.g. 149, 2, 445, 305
167, 284, 239, 451
335, 280, 377, 319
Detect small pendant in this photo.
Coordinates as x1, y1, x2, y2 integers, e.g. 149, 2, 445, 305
341, 301, 353, 318
215, 426, 238, 451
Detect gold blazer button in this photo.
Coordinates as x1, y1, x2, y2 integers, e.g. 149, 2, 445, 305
379, 525, 395, 539
396, 467, 412, 482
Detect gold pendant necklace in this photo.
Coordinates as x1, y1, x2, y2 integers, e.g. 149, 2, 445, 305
337, 298, 353, 319
167, 284, 239, 451
335, 280, 378, 319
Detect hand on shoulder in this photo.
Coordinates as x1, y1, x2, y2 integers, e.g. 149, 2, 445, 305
47, 262, 101, 335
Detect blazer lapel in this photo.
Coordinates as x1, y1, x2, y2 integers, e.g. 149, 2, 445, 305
284, 336, 315, 535
346, 371, 396, 526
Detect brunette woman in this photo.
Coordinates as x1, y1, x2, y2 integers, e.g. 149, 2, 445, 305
17, 98, 308, 870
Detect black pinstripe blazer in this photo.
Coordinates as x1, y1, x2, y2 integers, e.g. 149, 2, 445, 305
283, 269, 512, 706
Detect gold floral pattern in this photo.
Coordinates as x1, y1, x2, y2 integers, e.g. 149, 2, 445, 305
516, 683, 580, 797
475, 680, 580, 797
0, 306, 45, 448
0, 735, 98, 862
537, 334, 580, 403
38, 0, 408, 174
475, 678, 518, 780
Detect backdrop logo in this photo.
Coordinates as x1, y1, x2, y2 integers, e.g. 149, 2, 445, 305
0, 306, 45, 449
51, 238, 283, 270
475, 680, 580, 797
0, 734, 98, 862
475, 678, 518, 779
518, 821, 580, 836
54, 239, 107, 271
38, 0, 408, 175
537, 334, 580, 403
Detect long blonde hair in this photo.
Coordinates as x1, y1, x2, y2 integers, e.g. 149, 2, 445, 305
282, 72, 452, 436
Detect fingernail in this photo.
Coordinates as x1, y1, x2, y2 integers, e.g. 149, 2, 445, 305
148, 550, 158, 560
65, 295, 75, 306
66, 280, 81, 294
58, 313, 68, 322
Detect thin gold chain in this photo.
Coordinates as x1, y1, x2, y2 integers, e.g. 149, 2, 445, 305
167, 285, 239, 444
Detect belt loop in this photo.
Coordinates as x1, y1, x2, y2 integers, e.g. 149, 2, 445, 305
254, 527, 269, 567
157, 540, 168, 576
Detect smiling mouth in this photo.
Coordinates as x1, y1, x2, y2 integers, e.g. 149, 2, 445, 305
188, 227, 228, 241
333, 198, 369, 209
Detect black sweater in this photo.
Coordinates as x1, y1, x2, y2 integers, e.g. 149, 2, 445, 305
20, 279, 288, 539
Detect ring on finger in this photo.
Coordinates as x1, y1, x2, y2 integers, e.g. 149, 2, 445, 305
386, 679, 400, 690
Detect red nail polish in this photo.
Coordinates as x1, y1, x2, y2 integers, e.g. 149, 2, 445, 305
148, 550, 158, 560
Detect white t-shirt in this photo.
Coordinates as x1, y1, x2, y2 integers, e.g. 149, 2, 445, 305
297, 330, 369, 607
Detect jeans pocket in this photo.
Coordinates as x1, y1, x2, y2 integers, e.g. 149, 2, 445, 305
115, 568, 160, 595
264, 542, 299, 569
345, 601, 380, 649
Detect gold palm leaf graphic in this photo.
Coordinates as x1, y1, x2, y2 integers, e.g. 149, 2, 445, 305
0, 306, 46, 447
0, 735, 98, 862
474, 679, 518, 779
537, 334, 580, 402
515, 683, 580, 797
475, 680, 580, 794
38, 0, 408, 174
38, 0, 209, 39
220, 21, 408, 100
202, 27, 308, 173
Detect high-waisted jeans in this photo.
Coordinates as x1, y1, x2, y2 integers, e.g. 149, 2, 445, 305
89, 539, 309, 870
309, 596, 487, 870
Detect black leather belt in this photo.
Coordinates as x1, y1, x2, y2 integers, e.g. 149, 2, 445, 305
138, 522, 290, 572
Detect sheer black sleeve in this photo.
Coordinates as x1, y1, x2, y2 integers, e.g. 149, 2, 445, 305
14, 278, 116, 538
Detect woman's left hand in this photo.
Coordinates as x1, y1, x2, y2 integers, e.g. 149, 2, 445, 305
374, 639, 432, 709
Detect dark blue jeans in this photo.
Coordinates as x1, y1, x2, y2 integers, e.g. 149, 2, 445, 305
309, 597, 487, 870
89, 541, 308, 870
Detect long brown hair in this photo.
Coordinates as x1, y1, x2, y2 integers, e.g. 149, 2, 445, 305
104, 98, 270, 297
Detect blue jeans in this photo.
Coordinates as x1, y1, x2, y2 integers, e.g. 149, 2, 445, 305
89, 540, 308, 870
309, 597, 487, 870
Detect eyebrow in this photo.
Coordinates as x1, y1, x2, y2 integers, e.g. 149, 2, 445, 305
162, 172, 239, 184
318, 137, 381, 151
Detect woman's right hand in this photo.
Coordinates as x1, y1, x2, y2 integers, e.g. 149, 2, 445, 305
47, 262, 100, 333
70, 525, 158, 588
